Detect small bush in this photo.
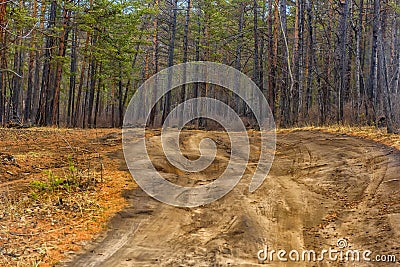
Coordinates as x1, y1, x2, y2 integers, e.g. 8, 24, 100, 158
30, 155, 96, 194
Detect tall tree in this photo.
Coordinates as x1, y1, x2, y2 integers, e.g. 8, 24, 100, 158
253, 0, 260, 87
52, 0, 70, 125
367, 0, 379, 123
24, 0, 38, 123
36, 0, 57, 126
336, 0, 349, 123
161, 0, 178, 125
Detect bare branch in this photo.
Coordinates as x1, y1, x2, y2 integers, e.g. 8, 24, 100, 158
0, 69, 22, 78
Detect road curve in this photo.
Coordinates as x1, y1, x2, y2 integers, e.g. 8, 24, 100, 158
62, 131, 400, 267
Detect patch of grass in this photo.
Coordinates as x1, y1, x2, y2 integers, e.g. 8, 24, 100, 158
30, 155, 97, 194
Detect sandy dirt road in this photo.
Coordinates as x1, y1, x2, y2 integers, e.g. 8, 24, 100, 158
63, 131, 400, 266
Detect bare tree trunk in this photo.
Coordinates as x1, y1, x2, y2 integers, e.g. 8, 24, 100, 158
31, 0, 46, 123
11, 40, 23, 121
74, 0, 92, 127
94, 63, 102, 127
259, 0, 267, 98
395, 24, 400, 95
193, 6, 201, 128
367, 0, 379, 123
87, 33, 97, 128
82, 62, 91, 128
52, 1, 70, 126
234, 2, 245, 117
376, 3, 395, 133
179, 0, 191, 126
24, 0, 38, 123
305, 0, 314, 117
355, 0, 363, 123
67, 12, 78, 127
253, 0, 260, 87
235, 2, 245, 72
148, 0, 159, 127
0, 0, 6, 125
74, 32, 90, 127
268, 0, 279, 119
111, 82, 115, 128
118, 64, 124, 128
336, 0, 349, 123
36, 0, 56, 126
161, 0, 178, 125
292, 0, 304, 125
279, 0, 290, 126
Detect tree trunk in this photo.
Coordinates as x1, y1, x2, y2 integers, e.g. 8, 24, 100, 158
11, 40, 23, 121
368, 0, 379, 123
118, 65, 124, 128
149, 0, 159, 127
305, 0, 314, 117
269, 0, 279, 119
74, 32, 90, 127
31, 0, 46, 124
87, 33, 97, 128
111, 82, 115, 128
161, 0, 178, 125
337, 0, 349, 123
36, 0, 56, 126
376, 3, 395, 133
24, 0, 38, 123
259, 0, 267, 98
193, 6, 201, 128
179, 0, 191, 126
280, 0, 290, 127
67, 15, 78, 127
93, 63, 103, 128
52, 1, 69, 126
292, 0, 304, 125
253, 0, 260, 87
355, 0, 363, 123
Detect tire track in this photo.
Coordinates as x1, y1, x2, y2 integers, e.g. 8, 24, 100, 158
63, 131, 400, 267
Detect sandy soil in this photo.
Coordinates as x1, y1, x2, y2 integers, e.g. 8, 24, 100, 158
63, 130, 400, 266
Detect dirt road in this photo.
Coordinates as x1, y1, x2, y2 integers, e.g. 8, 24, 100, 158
63, 131, 400, 266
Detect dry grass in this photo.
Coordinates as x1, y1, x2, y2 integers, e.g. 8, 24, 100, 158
0, 128, 134, 267
277, 125, 400, 151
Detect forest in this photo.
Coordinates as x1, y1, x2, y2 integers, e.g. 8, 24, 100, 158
2, 1, 400, 266
1, 0, 400, 132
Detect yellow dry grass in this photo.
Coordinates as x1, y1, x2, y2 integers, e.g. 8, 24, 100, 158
277, 125, 400, 151
0, 127, 135, 267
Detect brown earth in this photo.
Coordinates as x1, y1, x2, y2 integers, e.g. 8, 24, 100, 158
0, 128, 135, 266
62, 130, 400, 267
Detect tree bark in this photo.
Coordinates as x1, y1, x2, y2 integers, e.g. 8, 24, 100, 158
305, 0, 314, 117
87, 33, 97, 128
67, 13, 78, 127
52, 1, 70, 126
161, 0, 178, 125
179, 0, 191, 126
24, 0, 38, 123
337, 0, 349, 123
253, 0, 260, 87
354, 0, 363, 123
367, 0, 379, 123
36, 0, 56, 126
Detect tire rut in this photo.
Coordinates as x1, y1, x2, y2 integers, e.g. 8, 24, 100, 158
62, 131, 400, 267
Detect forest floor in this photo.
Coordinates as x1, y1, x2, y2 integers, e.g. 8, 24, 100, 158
0, 126, 400, 266
0, 128, 135, 266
